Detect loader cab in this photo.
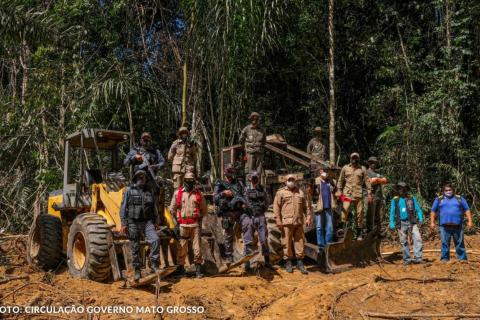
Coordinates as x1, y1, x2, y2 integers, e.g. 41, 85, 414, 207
61, 129, 130, 211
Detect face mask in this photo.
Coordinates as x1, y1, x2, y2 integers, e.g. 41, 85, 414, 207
141, 139, 152, 148
184, 180, 194, 191
251, 119, 259, 126
286, 181, 295, 189
320, 172, 328, 180
444, 191, 453, 197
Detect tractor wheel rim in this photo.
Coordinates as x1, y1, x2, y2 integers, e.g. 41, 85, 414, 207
72, 232, 86, 270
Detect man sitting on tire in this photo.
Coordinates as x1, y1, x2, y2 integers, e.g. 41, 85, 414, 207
120, 170, 160, 281
169, 172, 208, 278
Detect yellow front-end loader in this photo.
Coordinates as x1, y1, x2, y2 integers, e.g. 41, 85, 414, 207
27, 129, 176, 284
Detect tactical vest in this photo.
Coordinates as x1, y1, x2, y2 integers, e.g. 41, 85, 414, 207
394, 196, 417, 227
214, 179, 244, 215
127, 186, 154, 222
245, 186, 266, 216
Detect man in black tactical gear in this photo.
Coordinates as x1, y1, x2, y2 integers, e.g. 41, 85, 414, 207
124, 132, 166, 191
120, 170, 160, 281
243, 171, 272, 272
213, 164, 246, 263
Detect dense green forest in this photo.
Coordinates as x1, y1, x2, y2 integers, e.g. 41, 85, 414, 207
0, 0, 479, 232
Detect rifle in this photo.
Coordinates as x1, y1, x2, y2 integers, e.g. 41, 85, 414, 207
137, 147, 160, 191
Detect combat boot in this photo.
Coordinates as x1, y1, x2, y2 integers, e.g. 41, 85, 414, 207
297, 260, 308, 275
244, 261, 254, 273
356, 228, 364, 241
263, 255, 274, 270
174, 265, 186, 277
134, 268, 142, 281
150, 262, 160, 274
195, 264, 204, 279
285, 260, 293, 273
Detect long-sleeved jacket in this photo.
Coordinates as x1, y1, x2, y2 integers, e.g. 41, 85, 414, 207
124, 144, 165, 174
239, 124, 266, 154
307, 137, 326, 161
337, 164, 372, 199
169, 187, 208, 227
273, 186, 312, 226
167, 139, 196, 174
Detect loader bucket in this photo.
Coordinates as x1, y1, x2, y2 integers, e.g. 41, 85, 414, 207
304, 229, 381, 273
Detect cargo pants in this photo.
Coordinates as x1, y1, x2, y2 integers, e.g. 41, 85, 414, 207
245, 152, 263, 176
342, 198, 365, 228
177, 225, 203, 265
128, 220, 160, 269
241, 213, 269, 256
282, 224, 305, 260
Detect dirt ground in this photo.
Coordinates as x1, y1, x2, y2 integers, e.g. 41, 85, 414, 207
1, 234, 479, 320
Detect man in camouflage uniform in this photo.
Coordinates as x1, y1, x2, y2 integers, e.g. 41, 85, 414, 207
274, 174, 313, 274
307, 127, 326, 172
168, 127, 197, 188
169, 172, 208, 278
213, 164, 246, 263
366, 157, 388, 234
337, 153, 372, 240
124, 132, 165, 192
243, 171, 272, 272
239, 112, 266, 177
120, 170, 160, 281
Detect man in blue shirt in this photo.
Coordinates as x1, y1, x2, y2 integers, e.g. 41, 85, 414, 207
389, 182, 424, 264
430, 183, 473, 262
315, 171, 337, 252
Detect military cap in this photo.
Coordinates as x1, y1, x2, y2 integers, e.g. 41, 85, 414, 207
141, 132, 152, 140
314, 127, 322, 133
177, 127, 189, 135
224, 164, 236, 173
184, 172, 195, 180
367, 156, 378, 163
350, 152, 360, 159
248, 112, 261, 120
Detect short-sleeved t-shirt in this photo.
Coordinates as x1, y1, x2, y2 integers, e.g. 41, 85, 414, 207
431, 195, 469, 226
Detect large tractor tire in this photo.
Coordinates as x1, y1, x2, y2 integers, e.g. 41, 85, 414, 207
27, 214, 63, 271
67, 213, 111, 282
265, 206, 283, 263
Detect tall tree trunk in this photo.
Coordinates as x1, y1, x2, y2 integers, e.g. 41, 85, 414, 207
327, 0, 336, 164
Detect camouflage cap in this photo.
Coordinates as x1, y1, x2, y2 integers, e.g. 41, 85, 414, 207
224, 164, 236, 174
177, 126, 189, 135
184, 172, 195, 180
314, 127, 322, 133
248, 112, 261, 120
141, 132, 152, 140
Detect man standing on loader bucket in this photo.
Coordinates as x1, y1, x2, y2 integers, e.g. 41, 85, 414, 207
120, 170, 160, 281
307, 127, 326, 171
243, 171, 273, 272
315, 170, 337, 252
239, 112, 266, 177
169, 172, 208, 278
213, 164, 246, 264
389, 182, 424, 264
366, 156, 388, 234
274, 174, 313, 274
124, 132, 165, 190
430, 183, 473, 262
168, 127, 197, 188
337, 152, 372, 240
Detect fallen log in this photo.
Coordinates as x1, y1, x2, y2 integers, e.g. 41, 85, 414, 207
0, 275, 29, 284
